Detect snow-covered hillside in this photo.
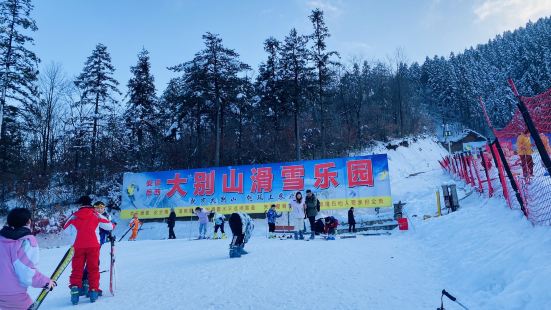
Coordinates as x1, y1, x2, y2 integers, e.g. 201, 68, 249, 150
26, 137, 551, 309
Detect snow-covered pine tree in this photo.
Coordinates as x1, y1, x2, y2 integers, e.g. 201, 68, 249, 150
74, 43, 120, 191
0, 0, 39, 140
124, 48, 157, 170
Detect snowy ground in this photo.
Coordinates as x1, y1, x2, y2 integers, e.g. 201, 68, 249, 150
22, 137, 551, 309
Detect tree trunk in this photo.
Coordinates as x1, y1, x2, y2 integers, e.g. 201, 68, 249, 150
90, 91, 99, 192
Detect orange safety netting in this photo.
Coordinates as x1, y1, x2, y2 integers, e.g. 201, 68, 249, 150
482, 82, 551, 226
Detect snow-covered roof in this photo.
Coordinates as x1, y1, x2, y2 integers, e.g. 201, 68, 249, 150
447, 129, 487, 143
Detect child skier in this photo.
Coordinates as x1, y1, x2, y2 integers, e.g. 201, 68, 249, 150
128, 213, 141, 241
266, 204, 282, 238
348, 207, 356, 233
194, 207, 209, 239
64, 196, 114, 304
0, 208, 56, 310
95, 201, 115, 245
228, 212, 255, 258
209, 211, 226, 239
324, 216, 339, 240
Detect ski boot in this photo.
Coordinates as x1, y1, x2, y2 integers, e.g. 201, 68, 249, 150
310, 232, 315, 240
229, 245, 241, 258
70, 286, 80, 305
213, 233, 219, 239
222, 233, 227, 239
299, 231, 304, 240
239, 245, 248, 255
89, 290, 99, 303
81, 279, 89, 297
293, 232, 298, 240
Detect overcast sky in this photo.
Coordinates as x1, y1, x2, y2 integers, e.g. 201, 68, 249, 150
33, 0, 551, 95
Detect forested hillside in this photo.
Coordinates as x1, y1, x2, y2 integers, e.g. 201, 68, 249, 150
1, 0, 549, 209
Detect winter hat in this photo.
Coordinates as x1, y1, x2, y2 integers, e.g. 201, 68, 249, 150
7, 208, 32, 228
77, 195, 92, 206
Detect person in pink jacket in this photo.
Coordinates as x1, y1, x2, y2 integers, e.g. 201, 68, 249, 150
0, 208, 56, 310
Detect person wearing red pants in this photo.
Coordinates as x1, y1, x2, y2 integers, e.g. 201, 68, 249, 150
63, 196, 113, 305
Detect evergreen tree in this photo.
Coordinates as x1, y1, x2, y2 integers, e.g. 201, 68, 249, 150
309, 8, 339, 157
124, 48, 157, 170
0, 0, 39, 139
169, 32, 250, 166
255, 37, 288, 161
74, 43, 120, 191
279, 28, 312, 160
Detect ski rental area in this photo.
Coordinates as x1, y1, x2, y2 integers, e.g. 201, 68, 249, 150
14, 137, 550, 310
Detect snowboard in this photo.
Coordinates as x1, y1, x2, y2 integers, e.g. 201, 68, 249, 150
30, 246, 75, 310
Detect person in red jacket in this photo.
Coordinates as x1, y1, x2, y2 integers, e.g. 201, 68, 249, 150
324, 216, 339, 240
63, 196, 113, 305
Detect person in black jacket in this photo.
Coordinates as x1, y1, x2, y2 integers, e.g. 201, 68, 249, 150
167, 208, 176, 239
348, 207, 356, 233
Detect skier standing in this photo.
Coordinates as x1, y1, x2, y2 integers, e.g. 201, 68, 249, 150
194, 207, 209, 239
64, 196, 113, 304
228, 212, 254, 258
289, 192, 306, 240
304, 190, 319, 240
81, 201, 115, 297
266, 205, 282, 238
209, 211, 226, 239
167, 208, 176, 239
0, 208, 56, 310
128, 213, 141, 241
348, 207, 356, 233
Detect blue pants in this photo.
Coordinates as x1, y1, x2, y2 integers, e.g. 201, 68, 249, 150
199, 223, 207, 237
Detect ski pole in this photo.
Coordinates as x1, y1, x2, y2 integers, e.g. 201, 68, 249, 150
440, 289, 469, 310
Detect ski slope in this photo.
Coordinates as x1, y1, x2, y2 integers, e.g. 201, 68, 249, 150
28, 137, 551, 309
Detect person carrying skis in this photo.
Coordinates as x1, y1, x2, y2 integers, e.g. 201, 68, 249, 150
208, 211, 226, 239
0, 208, 56, 310
324, 216, 339, 240
304, 190, 320, 240
228, 212, 254, 258
266, 204, 282, 239
194, 207, 209, 239
289, 192, 306, 240
128, 213, 141, 241
64, 196, 114, 304
167, 208, 176, 239
348, 207, 356, 233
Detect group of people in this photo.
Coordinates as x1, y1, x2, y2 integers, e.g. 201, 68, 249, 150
266, 190, 355, 240
0, 196, 117, 309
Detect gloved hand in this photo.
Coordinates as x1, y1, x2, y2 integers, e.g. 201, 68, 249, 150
46, 280, 57, 291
